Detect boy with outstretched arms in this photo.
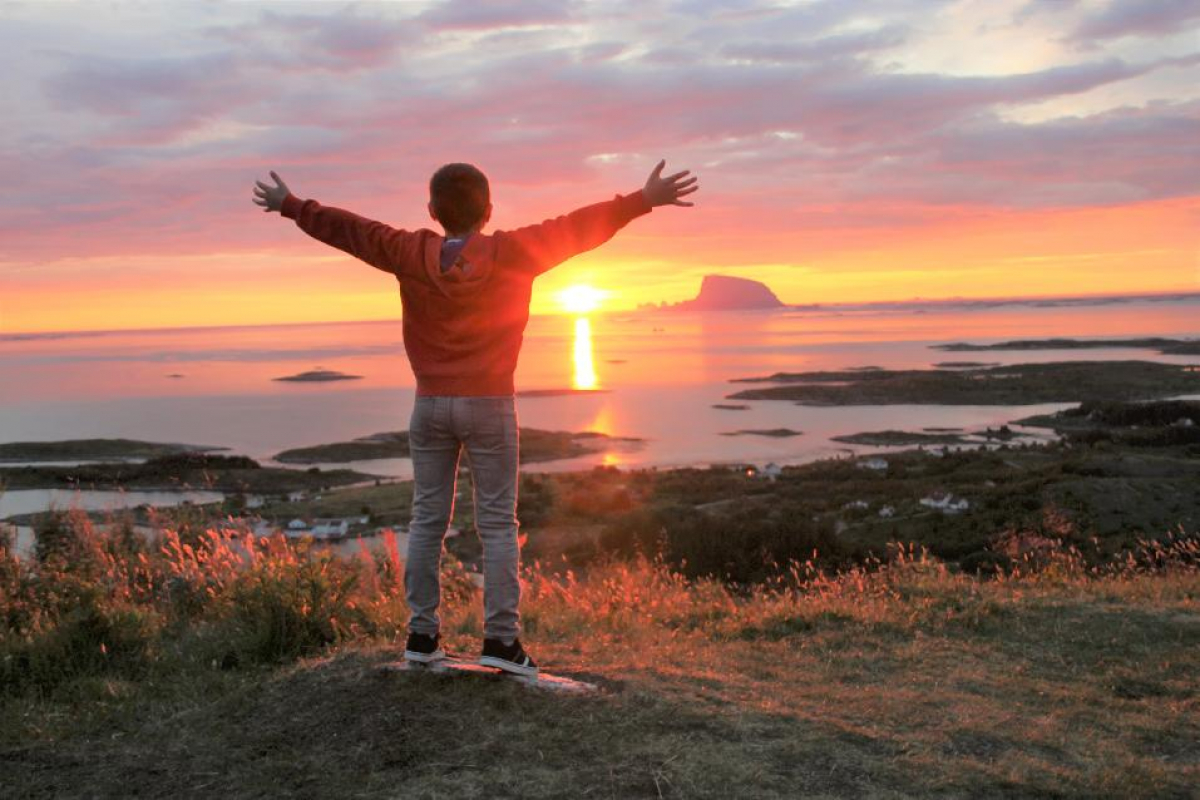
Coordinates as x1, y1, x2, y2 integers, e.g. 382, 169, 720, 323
253, 161, 698, 675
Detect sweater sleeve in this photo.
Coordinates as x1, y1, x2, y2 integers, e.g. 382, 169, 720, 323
281, 194, 422, 278
496, 191, 652, 276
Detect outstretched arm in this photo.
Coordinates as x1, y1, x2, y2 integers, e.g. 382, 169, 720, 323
501, 159, 699, 275
252, 171, 421, 277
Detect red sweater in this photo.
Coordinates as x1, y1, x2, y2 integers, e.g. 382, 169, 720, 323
281, 191, 652, 396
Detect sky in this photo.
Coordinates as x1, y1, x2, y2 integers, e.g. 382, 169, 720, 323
1, 0, 1198, 333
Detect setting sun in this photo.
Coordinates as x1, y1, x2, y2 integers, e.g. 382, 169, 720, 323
558, 285, 607, 315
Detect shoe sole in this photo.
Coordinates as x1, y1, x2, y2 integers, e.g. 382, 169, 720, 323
479, 655, 539, 678
404, 649, 446, 664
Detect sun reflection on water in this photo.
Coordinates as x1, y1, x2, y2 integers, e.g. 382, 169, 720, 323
572, 316, 597, 390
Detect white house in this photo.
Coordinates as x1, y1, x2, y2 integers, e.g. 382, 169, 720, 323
245, 495, 265, 509
310, 518, 350, 540
878, 505, 895, 518
919, 492, 969, 514
287, 491, 306, 503
857, 458, 889, 471
287, 518, 308, 530
760, 462, 782, 481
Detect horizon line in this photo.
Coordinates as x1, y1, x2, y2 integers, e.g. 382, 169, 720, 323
5, 287, 1200, 339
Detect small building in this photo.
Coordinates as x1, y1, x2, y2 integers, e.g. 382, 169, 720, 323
878, 505, 895, 518
843, 500, 869, 510
287, 518, 308, 530
920, 492, 969, 514
310, 518, 350, 540
245, 495, 265, 509
760, 462, 782, 481
857, 458, 889, 471
287, 491, 306, 503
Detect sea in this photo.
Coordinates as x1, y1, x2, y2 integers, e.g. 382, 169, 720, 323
3, 293, 1200, 533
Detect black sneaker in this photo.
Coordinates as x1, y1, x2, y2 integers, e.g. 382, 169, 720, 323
480, 638, 539, 677
404, 632, 445, 664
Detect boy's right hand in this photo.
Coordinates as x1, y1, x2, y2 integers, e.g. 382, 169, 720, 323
641, 160, 699, 208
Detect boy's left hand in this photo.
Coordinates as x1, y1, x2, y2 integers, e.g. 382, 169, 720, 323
252, 171, 291, 213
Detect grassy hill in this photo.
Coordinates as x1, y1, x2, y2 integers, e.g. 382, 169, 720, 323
1, 512, 1197, 798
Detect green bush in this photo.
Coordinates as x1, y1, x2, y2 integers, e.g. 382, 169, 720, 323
602, 505, 844, 583
222, 557, 376, 664
1, 595, 161, 697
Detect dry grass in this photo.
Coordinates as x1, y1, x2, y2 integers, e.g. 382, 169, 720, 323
1, 512, 1197, 798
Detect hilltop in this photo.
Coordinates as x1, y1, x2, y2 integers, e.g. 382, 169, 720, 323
2, 527, 1196, 798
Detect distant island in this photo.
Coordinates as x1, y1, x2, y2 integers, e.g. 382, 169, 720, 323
0, 438, 227, 463
719, 428, 803, 438
643, 274, 784, 311
273, 369, 363, 383
516, 388, 612, 398
729, 361, 1200, 406
935, 337, 1200, 355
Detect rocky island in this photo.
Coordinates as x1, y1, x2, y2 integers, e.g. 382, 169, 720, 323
273, 368, 363, 383
647, 274, 784, 311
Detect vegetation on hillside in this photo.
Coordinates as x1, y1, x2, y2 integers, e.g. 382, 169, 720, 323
1, 509, 1196, 797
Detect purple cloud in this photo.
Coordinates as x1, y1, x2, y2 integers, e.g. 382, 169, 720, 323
1073, 0, 1200, 42
418, 0, 579, 32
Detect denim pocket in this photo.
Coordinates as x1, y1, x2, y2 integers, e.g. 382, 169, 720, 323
468, 396, 517, 444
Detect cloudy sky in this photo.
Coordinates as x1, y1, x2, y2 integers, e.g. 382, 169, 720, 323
1, 0, 1198, 332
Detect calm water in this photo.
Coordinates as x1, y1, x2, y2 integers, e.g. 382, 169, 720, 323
2, 295, 1199, 521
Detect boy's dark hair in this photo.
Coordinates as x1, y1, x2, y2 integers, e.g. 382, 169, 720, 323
429, 163, 490, 233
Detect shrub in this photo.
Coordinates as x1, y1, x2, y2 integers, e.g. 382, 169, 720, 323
1, 594, 161, 697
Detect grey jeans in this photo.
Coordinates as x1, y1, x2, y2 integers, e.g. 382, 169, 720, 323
405, 395, 521, 642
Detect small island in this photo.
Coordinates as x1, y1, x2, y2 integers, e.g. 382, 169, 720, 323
273, 369, 363, 383
515, 388, 612, 398
711, 403, 750, 411
274, 428, 643, 465
719, 428, 803, 438
831, 430, 970, 446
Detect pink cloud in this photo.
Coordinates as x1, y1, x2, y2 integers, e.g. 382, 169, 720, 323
1, 0, 1197, 271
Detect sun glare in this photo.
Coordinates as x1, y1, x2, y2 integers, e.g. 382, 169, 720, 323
559, 284, 607, 315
